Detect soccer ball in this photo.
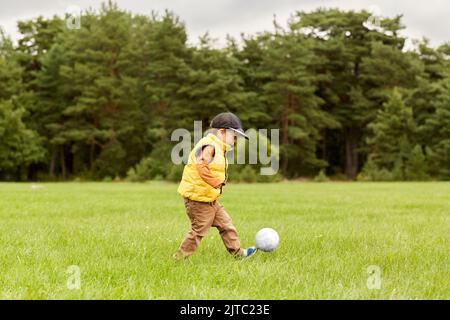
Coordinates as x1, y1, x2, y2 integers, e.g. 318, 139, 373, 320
255, 228, 279, 252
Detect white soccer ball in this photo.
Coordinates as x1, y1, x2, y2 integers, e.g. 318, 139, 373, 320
255, 228, 279, 252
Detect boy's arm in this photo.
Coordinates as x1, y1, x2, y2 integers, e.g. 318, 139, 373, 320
195, 145, 223, 189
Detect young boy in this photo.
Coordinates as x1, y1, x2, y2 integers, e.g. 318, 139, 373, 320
174, 112, 257, 259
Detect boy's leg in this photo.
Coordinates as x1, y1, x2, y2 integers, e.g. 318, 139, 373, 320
212, 202, 244, 257
174, 198, 215, 259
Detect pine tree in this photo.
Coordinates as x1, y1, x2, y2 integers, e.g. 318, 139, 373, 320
0, 31, 45, 180
294, 8, 417, 179
366, 88, 416, 174
420, 77, 450, 179
229, 33, 275, 130
248, 24, 338, 177
406, 41, 448, 147
55, 3, 145, 178
405, 145, 429, 180
133, 11, 194, 178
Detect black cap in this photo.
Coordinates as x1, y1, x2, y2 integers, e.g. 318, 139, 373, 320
210, 112, 249, 140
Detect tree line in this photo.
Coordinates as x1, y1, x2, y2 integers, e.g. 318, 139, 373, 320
0, 1, 449, 181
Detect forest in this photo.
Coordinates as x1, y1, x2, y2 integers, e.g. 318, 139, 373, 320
0, 1, 449, 181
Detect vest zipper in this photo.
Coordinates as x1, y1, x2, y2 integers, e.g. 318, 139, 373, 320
220, 150, 228, 195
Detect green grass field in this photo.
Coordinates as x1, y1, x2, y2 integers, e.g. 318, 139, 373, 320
0, 181, 448, 299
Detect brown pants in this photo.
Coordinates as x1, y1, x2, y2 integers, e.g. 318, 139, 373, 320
174, 198, 243, 258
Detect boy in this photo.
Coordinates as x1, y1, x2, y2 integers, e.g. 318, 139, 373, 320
174, 112, 257, 259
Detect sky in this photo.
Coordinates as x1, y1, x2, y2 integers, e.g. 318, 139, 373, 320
0, 0, 448, 48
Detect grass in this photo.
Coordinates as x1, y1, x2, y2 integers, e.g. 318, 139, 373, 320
0, 181, 448, 299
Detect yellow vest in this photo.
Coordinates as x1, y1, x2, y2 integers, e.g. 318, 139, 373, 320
177, 133, 231, 202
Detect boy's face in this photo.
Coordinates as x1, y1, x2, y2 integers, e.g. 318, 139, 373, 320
218, 129, 237, 146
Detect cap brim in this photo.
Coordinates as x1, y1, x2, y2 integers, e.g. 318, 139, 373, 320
227, 127, 249, 140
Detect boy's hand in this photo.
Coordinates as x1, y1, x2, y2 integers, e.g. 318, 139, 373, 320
214, 182, 225, 189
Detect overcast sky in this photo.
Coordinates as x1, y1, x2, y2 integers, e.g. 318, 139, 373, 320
0, 0, 448, 48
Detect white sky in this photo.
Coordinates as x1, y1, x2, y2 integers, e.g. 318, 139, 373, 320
0, 0, 449, 48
